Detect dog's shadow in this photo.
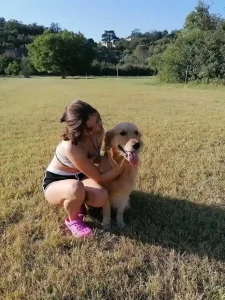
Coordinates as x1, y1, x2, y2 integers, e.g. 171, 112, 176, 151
88, 191, 225, 261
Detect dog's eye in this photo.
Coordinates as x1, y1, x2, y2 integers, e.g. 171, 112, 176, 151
134, 131, 139, 135
120, 131, 127, 136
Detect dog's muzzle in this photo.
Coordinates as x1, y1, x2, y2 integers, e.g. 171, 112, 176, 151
118, 144, 139, 166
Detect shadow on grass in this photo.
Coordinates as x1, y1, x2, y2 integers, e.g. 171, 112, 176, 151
89, 191, 225, 261
65, 76, 96, 80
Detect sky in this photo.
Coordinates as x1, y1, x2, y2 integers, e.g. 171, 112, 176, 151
1, 0, 225, 41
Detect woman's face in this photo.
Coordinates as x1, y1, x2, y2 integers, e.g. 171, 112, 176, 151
85, 113, 103, 136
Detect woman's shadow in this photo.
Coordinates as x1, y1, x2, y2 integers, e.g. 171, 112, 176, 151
89, 191, 225, 261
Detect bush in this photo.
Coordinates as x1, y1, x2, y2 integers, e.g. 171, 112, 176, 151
0, 55, 13, 75
20, 56, 33, 78
5, 60, 21, 76
148, 1, 225, 84
153, 28, 225, 83
118, 63, 153, 76
89, 61, 116, 76
89, 60, 153, 76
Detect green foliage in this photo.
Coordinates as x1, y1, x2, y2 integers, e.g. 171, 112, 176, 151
89, 60, 153, 76
133, 45, 149, 65
27, 30, 95, 78
5, 59, 21, 75
0, 18, 45, 51
20, 56, 33, 78
150, 1, 225, 83
1, 1, 225, 81
154, 27, 225, 83
0, 54, 13, 75
119, 63, 153, 76
184, 0, 221, 31
48, 22, 61, 33
101, 30, 119, 44
0, 16, 176, 78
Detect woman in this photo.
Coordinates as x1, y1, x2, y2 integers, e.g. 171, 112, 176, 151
42, 100, 119, 238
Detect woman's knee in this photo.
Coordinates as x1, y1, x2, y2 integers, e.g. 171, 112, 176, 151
67, 180, 85, 201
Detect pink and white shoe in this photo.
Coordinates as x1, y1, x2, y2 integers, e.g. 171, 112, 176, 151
65, 216, 93, 238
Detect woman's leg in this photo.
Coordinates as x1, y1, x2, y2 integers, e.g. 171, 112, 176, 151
82, 178, 108, 208
44, 179, 93, 238
44, 179, 85, 221
44, 178, 107, 237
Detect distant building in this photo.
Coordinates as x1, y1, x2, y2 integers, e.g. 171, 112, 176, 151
100, 41, 116, 48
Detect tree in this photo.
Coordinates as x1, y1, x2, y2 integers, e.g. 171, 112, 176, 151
115, 38, 131, 50
101, 30, 119, 47
149, 27, 225, 83
130, 28, 142, 38
27, 23, 46, 36
0, 18, 6, 49
0, 54, 12, 75
20, 56, 33, 77
133, 45, 149, 65
162, 30, 168, 37
5, 60, 21, 75
49, 22, 62, 33
27, 30, 95, 78
184, 0, 221, 31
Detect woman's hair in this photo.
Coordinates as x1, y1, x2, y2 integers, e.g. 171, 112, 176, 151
60, 100, 100, 145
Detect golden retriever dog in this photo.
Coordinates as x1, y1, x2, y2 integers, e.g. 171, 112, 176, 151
98, 122, 142, 229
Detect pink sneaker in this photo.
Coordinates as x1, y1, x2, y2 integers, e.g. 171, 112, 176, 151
65, 216, 93, 238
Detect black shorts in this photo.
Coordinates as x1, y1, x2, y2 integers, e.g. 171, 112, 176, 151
42, 171, 86, 192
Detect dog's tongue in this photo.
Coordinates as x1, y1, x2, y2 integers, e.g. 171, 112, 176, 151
127, 152, 138, 166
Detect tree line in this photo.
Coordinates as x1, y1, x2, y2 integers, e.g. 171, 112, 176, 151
0, 1, 225, 83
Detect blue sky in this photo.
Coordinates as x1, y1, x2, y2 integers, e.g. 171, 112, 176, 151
1, 0, 225, 41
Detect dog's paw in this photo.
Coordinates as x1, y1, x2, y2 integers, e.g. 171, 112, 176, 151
117, 220, 126, 229
102, 222, 111, 230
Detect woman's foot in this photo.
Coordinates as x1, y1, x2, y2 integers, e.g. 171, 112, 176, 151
65, 216, 92, 238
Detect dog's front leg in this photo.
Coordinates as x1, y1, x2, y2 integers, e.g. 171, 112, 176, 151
102, 199, 111, 230
116, 199, 128, 229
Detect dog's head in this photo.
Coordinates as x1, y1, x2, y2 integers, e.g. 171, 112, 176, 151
103, 122, 142, 166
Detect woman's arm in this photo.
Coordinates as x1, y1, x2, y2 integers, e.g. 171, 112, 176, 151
66, 145, 120, 184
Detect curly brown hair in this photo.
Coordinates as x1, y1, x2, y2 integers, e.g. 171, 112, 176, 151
60, 100, 100, 145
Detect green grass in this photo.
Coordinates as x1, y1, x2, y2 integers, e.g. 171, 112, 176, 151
1, 77, 225, 299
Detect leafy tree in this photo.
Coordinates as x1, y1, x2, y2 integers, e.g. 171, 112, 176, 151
130, 28, 142, 38
149, 27, 225, 83
27, 30, 95, 78
184, 0, 221, 31
0, 54, 12, 74
49, 22, 62, 33
5, 59, 21, 75
101, 30, 119, 47
20, 56, 33, 77
133, 45, 149, 65
115, 38, 131, 51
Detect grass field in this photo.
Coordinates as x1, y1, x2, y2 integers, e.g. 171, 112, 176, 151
1, 76, 225, 299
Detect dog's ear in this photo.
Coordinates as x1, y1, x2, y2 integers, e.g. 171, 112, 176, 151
103, 129, 114, 152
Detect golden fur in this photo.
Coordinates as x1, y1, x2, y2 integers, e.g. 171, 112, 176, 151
98, 122, 142, 229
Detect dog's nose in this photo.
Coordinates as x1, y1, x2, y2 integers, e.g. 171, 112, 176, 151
133, 142, 140, 150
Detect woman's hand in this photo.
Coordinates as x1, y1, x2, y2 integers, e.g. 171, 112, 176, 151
65, 144, 121, 184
